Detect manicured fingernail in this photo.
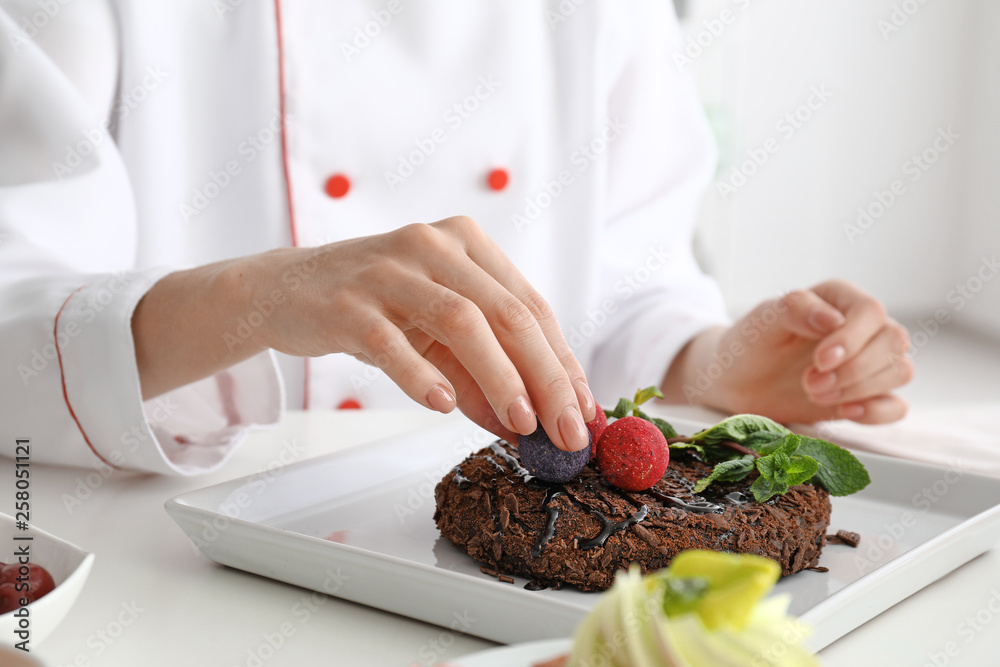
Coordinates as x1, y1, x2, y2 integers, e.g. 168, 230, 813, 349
811, 390, 842, 406
807, 371, 838, 394
426, 384, 456, 413
507, 396, 536, 435
818, 345, 846, 370
808, 308, 846, 334
573, 380, 596, 422
558, 406, 590, 451
842, 403, 865, 420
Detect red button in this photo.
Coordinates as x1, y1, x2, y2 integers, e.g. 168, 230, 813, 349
487, 168, 509, 191
336, 398, 363, 410
324, 173, 351, 198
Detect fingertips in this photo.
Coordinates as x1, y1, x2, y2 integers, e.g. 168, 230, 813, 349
556, 406, 590, 452
813, 298, 888, 373
507, 395, 537, 435
573, 379, 596, 423
426, 384, 457, 413
838, 395, 909, 424
772, 290, 845, 341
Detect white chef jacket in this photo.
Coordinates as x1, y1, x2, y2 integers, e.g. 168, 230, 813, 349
0, 0, 728, 475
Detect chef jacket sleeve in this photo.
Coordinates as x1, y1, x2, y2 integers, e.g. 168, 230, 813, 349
0, 8, 283, 475
584, 2, 731, 403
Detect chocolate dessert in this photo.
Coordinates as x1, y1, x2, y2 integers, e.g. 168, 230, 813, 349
434, 440, 832, 592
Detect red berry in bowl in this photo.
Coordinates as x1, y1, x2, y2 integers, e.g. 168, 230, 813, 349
0, 583, 20, 614
597, 416, 669, 491
0, 563, 55, 604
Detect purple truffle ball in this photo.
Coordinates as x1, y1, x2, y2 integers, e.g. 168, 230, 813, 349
518, 424, 592, 483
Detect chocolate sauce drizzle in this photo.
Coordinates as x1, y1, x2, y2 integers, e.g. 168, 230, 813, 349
479, 440, 728, 558
451, 465, 471, 489
640, 488, 723, 515
531, 487, 565, 557
488, 442, 535, 483
578, 504, 649, 550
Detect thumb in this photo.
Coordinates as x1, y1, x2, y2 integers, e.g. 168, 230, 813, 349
764, 289, 847, 340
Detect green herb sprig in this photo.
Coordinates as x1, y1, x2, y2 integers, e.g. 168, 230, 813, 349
605, 390, 871, 503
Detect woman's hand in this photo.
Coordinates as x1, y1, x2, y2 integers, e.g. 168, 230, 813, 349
133, 216, 595, 451
661, 280, 914, 424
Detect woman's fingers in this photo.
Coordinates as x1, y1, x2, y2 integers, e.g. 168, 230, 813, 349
353, 312, 458, 413
810, 280, 889, 373
394, 279, 538, 436
422, 218, 592, 450
837, 394, 909, 424
804, 320, 913, 403
413, 332, 521, 443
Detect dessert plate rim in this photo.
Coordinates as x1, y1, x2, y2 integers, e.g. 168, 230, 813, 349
164, 415, 1000, 651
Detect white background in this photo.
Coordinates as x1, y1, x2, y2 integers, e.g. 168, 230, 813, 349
679, 0, 1000, 338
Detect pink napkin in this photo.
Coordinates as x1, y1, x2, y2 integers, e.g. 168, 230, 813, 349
795, 404, 1000, 478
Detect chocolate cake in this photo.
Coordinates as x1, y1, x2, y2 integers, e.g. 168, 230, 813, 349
434, 440, 831, 591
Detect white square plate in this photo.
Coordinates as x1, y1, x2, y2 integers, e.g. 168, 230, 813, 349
165, 417, 1000, 650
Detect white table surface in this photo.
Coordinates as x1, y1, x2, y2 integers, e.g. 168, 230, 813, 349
20, 408, 1000, 667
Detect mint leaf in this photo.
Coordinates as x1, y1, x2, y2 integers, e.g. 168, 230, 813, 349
634, 409, 679, 439
691, 415, 792, 446
748, 434, 820, 502
796, 436, 871, 496
649, 417, 678, 439
786, 455, 820, 486
749, 434, 820, 502
750, 469, 785, 503
693, 455, 755, 493
634, 386, 665, 406
742, 430, 788, 454
609, 398, 636, 419
751, 450, 791, 502
668, 441, 707, 458
764, 432, 801, 458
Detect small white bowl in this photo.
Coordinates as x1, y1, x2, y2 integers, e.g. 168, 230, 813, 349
0, 513, 94, 647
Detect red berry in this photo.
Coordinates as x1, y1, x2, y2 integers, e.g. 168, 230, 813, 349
0, 583, 20, 614
585, 404, 608, 461
0, 563, 55, 604
596, 416, 669, 491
